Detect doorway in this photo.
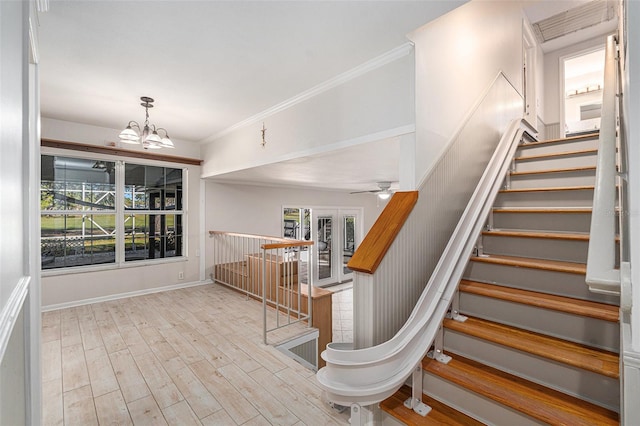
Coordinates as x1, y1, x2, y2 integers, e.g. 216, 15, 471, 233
561, 47, 605, 137
282, 206, 362, 287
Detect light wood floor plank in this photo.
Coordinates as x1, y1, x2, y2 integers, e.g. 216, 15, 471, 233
205, 331, 261, 373
189, 359, 259, 424
97, 317, 128, 354
243, 415, 272, 426
42, 310, 61, 343
218, 363, 298, 425
61, 344, 90, 392
158, 326, 205, 365
127, 395, 168, 426
94, 390, 132, 426
173, 323, 232, 369
120, 325, 152, 356
109, 349, 151, 403
63, 385, 98, 426
60, 312, 82, 348
139, 326, 180, 362
131, 351, 184, 409
200, 409, 235, 425
42, 340, 62, 383
162, 400, 202, 426
42, 378, 63, 426
161, 356, 222, 419
84, 345, 119, 397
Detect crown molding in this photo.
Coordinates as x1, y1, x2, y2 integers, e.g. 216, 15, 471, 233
200, 42, 414, 145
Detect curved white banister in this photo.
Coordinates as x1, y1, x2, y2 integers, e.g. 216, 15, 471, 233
316, 119, 525, 406
585, 35, 621, 295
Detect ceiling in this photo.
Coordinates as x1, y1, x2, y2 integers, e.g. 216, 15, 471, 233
38, 1, 617, 194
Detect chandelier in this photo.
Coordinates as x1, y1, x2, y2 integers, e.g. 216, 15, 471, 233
118, 96, 174, 149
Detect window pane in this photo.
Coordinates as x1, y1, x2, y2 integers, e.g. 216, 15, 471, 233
124, 213, 183, 262
124, 164, 183, 210
41, 155, 115, 211
41, 214, 116, 269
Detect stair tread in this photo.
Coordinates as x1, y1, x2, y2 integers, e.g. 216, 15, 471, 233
510, 165, 596, 176
444, 316, 619, 378
499, 185, 594, 193
493, 207, 592, 213
482, 229, 590, 241
470, 254, 586, 274
380, 385, 484, 426
515, 148, 598, 162
422, 353, 619, 425
459, 280, 619, 322
521, 132, 599, 147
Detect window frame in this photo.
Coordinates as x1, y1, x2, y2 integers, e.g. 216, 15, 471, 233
41, 153, 188, 275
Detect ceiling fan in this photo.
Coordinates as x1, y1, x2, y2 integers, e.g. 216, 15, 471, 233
350, 181, 394, 200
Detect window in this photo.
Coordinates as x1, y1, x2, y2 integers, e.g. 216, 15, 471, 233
41, 155, 184, 270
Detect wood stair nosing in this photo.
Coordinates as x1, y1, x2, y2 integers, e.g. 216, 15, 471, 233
499, 185, 594, 193
492, 207, 592, 214
515, 148, 598, 162
482, 229, 590, 241
459, 280, 619, 322
509, 165, 596, 177
443, 316, 619, 379
470, 254, 587, 275
520, 132, 599, 147
422, 354, 619, 426
380, 385, 484, 426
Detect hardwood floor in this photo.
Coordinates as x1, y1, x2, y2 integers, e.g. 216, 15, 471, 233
42, 283, 350, 425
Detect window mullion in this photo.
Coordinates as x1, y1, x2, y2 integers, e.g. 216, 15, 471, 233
115, 160, 125, 265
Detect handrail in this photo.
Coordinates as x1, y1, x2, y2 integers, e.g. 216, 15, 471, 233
585, 35, 621, 295
209, 230, 299, 244
316, 119, 525, 406
347, 191, 419, 274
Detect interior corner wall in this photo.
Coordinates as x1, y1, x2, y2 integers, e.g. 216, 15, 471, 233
203, 181, 382, 277
40, 121, 205, 309
408, 0, 528, 185
42, 117, 202, 160
200, 52, 415, 178
543, 35, 609, 127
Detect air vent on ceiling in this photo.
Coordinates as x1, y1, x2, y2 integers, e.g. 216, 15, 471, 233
532, 0, 616, 44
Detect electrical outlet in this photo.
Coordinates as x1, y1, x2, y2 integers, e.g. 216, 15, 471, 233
178, 271, 184, 280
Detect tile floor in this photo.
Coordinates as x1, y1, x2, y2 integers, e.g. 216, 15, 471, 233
329, 286, 353, 344
41, 283, 352, 425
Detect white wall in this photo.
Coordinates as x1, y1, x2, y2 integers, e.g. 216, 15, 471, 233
40, 121, 205, 308
204, 181, 382, 276
408, 0, 529, 185
200, 50, 415, 179
43, 117, 201, 159
0, 1, 36, 423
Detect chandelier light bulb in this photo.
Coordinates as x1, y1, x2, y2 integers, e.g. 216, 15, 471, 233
118, 97, 174, 150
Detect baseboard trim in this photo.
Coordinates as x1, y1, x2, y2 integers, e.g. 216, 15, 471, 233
41, 279, 213, 312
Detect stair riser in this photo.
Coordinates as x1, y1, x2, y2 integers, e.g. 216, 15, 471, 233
423, 374, 545, 425
514, 154, 597, 172
495, 189, 594, 207
491, 212, 592, 233
481, 235, 588, 263
443, 331, 620, 411
517, 138, 599, 156
464, 261, 620, 305
458, 292, 619, 351
508, 170, 595, 189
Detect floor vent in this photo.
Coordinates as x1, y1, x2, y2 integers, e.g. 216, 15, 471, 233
275, 329, 319, 371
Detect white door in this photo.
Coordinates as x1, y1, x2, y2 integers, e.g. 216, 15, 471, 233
312, 208, 361, 287
523, 21, 538, 131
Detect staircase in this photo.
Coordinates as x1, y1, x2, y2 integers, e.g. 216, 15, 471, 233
380, 132, 621, 425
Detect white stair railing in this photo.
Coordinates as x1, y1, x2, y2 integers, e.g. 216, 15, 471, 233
586, 34, 624, 296
316, 119, 525, 411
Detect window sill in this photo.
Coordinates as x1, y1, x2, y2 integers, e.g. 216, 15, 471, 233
41, 256, 188, 277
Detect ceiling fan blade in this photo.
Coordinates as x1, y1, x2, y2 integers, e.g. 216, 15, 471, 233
350, 189, 380, 194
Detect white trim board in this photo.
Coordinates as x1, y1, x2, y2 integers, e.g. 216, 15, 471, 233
0, 276, 30, 362
41, 279, 213, 312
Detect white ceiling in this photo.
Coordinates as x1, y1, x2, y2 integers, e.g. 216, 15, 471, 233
37, 1, 616, 194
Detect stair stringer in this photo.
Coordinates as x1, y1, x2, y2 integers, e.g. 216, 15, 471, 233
316, 120, 526, 406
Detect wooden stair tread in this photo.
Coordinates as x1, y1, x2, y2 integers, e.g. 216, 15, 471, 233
510, 165, 596, 176
499, 185, 594, 193
515, 148, 598, 162
470, 254, 586, 275
482, 229, 590, 241
493, 207, 592, 214
422, 354, 619, 425
520, 132, 599, 147
443, 316, 619, 378
380, 385, 484, 426
459, 280, 619, 322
